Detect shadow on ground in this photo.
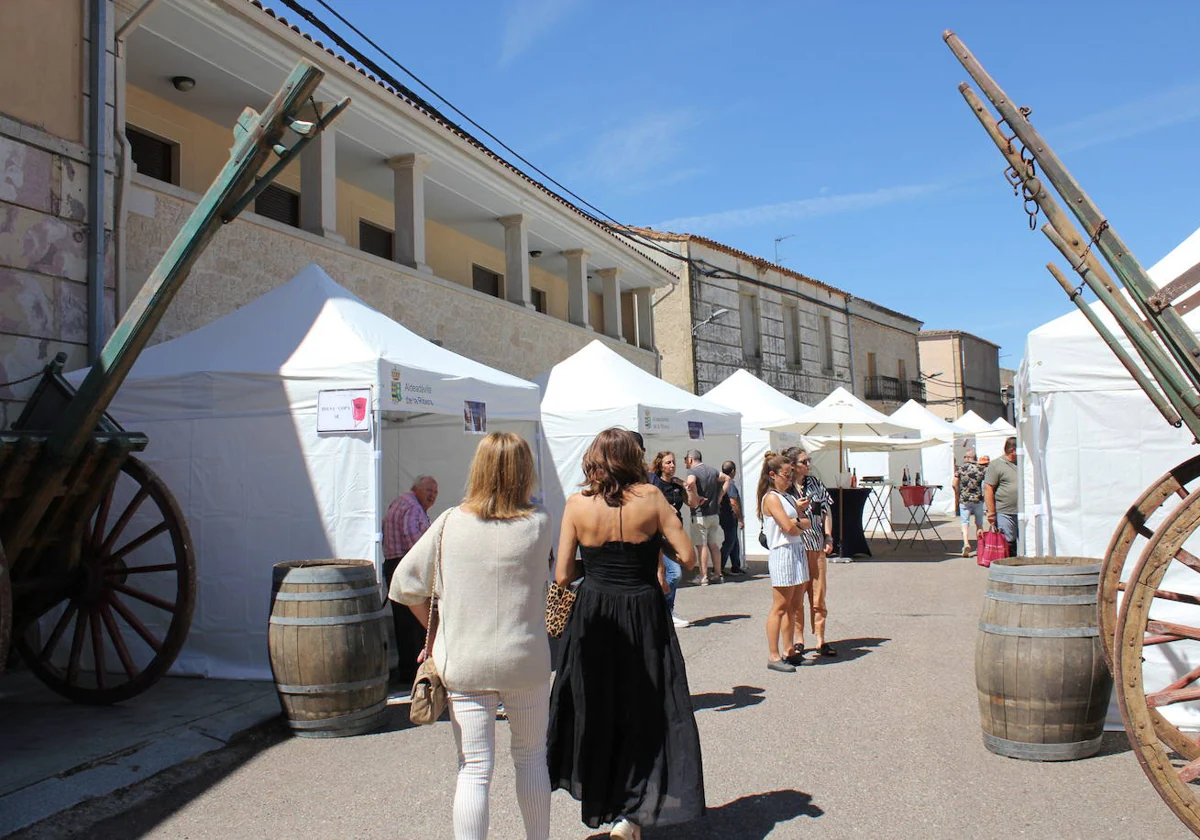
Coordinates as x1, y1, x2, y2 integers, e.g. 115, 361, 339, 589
691, 685, 765, 713
584, 789, 822, 839
686, 614, 750, 629
800, 636, 888, 666
1093, 731, 1134, 758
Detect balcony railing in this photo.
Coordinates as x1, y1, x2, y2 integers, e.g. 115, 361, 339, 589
864, 375, 905, 402
909, 379, 926, 402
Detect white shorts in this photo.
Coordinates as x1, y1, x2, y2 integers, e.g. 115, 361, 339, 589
767, 542, 810, 588
690, 513, 723, 547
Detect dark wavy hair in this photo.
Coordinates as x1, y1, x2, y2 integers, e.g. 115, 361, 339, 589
581, 428, 647, 506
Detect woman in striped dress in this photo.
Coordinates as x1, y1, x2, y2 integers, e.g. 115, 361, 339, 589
756, 451, 811, 673
784, 447, 835, 661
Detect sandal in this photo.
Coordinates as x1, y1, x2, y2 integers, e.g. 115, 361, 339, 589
785, 643, 805, 665
818, 642, 837, 657
698, 576, 709, 586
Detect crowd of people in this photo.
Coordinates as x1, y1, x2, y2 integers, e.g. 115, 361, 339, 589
381, 428, 1033, 839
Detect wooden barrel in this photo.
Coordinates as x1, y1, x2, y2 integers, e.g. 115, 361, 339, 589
975, 557, 1113, 760
269, 560, 390, 738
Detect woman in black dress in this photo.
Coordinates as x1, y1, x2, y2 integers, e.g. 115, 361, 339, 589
548, 429, 704, 839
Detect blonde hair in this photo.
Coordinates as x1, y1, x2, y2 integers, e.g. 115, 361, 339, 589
462, 432, 536, 520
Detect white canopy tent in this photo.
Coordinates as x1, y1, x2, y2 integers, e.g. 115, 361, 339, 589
888, 400, 968, 518
70, 264, 542, 679
765, 387, 924, 529
704, 369, 811, 557
1017, 224, 1200, 730
954, 409, 1002, 461
540, 341, 742, 537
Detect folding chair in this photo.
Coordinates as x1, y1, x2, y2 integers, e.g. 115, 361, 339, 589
861, 479, 895, 546
897, 485, 949, 550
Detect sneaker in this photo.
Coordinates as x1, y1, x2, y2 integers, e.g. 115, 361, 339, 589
672, 613, 690, 629
698, 576, 709, 586
767, 659, 796, 673
713, 574, 725, 584
961, 545, 971, 557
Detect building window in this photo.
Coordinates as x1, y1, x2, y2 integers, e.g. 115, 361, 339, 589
126, 126, 177, 185
740, 293, 761, 359
472, 265, 503, 298
819, 314, 834, 373
359, 220, 394, 260
531, 287, 547, 314
783, 304, 801, 366
254, 183, 300, 228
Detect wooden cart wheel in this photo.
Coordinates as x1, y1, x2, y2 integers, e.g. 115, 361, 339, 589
1114, 487, 1200, 836
15, 456, 195, 705
1101, 456, 1200, 761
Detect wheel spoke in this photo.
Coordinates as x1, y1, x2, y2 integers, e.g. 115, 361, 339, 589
110, 593, 163, 653
99, 487, 150, 555
1148, 686, 1200, 708
66, 608, 87, 684
1146, 633, 1185, 647
1151, 588, 1200, 607
90, 609, 106, 690
1163, 663, 1200, 694
112, 583, 176, 613
1147, 619, 1200, 643
38, 602, 78, 664
1173, 547, 1200, 574
91, 478, 117, 549
104, 563, 180, 576
109, 522, 170, 562
100, 603, 137, 679
1137, 524, 1154, 539
1180, 756, 1200, 784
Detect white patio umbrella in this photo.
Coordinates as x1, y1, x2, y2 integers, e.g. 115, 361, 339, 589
765, 387, 920, 558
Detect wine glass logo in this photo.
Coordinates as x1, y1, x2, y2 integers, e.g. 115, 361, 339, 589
352, 397, 367, 424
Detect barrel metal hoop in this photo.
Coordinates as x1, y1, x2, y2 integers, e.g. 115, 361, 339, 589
990, 563, 1102, 576
978, 622, 1099, 637
274, 675, 388, 695
985, 591, 1098, 605
269, 608, 388, 626
988, 573, 1100, 586
275, 566, 378, 586
273, 585, 381, 602
285, 700, 388, 729
983, 732, 1103, 761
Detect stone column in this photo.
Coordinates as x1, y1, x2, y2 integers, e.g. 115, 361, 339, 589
499, 214, 532, 308
634, 287, 654, 350
562, 248, 591, 329
596, 267, 623, 341
387, 153, 431, 272
300, 110, 342, 242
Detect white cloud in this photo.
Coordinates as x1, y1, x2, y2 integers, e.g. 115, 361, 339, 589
499, 0, 584, 67
571, 108, 702, 184
652, 183, 943, 233
1052, 81, 1200, 152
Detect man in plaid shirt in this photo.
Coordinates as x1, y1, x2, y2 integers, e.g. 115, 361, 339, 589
383, 475, 438, 683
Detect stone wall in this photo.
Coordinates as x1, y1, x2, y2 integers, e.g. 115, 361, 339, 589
124, 179, 655, 380
848, 299, 922, 413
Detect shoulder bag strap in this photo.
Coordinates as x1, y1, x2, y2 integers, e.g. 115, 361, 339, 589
422, 508, 453, 657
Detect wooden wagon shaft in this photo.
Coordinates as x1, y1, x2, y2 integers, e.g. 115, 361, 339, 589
0, 63, 348, 567
944, 31, 1200, 400
1044, 263, 1182, 426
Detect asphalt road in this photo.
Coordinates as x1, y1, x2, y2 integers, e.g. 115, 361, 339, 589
15, 542, 1194, 839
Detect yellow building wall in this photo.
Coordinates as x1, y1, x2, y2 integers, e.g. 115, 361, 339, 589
0, 0, 84, 143
124, 84, 572, 318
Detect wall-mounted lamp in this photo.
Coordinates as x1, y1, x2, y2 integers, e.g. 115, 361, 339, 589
528, 250, 543, 258
171, 75, 196, 92
692, 307, 732, 336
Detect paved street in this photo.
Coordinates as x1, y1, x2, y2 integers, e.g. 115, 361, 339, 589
12, 536, 1193, 839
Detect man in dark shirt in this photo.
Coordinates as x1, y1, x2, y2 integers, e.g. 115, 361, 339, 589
718, 460, 744, 575
685, 449, 726, 585
985, 437, 1020, 557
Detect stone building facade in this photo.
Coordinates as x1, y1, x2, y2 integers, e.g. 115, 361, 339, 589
1, 0, 673, 427
918, 329, 1005, 422
848, 298, 924, 413
634, 229, 922, 409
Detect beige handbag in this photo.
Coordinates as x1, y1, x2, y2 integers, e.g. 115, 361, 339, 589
410, 512, 450, 725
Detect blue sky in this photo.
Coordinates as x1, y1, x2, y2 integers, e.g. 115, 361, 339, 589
290, 0, 1200, 365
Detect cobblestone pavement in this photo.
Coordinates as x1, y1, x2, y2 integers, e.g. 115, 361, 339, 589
14, 533, 1194, 839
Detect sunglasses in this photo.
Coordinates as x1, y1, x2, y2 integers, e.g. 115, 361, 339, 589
797, 459, 811, 465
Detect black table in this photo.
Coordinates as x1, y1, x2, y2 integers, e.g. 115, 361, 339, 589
830, 487, 873, 558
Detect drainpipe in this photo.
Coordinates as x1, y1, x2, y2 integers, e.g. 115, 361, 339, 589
844, 296, 857, 397
86, 0, 109, 363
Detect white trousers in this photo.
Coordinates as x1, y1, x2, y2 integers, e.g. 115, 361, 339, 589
447, 681, 552, 840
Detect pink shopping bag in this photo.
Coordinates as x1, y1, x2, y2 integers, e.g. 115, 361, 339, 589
977, 529, 1009, 567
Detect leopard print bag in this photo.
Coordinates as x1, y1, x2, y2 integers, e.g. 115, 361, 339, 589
545, 581, 576, 638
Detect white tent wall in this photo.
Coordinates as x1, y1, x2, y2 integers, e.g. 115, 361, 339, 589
380, 415, 542, 521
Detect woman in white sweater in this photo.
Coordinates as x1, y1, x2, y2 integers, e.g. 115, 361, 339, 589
390, 432, 553, 840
